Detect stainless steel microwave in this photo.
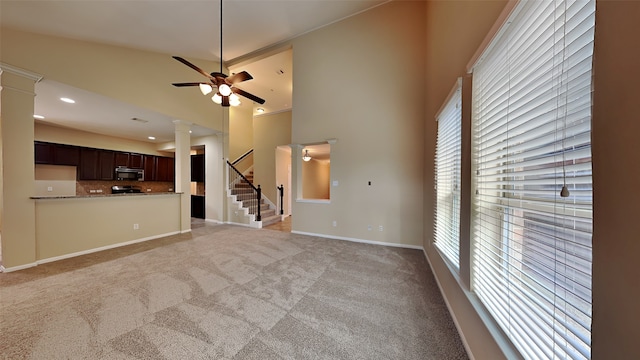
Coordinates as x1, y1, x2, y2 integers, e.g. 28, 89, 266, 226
115, 167, 144, 181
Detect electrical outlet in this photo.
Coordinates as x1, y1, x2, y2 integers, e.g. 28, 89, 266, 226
47, 186, 53, 192
96, 189, 103, 193
367, 225, 372, 231
133, 223, 139, 230
378, 225, 384, 232
90, 189, 96, 193
332, 220, 337, 227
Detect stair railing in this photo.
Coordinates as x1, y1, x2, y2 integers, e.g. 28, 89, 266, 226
277, 184, 284, 215
227, 160, 261, 221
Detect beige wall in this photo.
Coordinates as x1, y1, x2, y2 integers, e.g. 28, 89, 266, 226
302, 160, 330, 199
423, 1, 510, 358
35, 194, 180, 260
291, 1, 425, 247
34, 164, 76, 197
253, 111, 292, 203
229, 105, 253, 161
591, 1, 640, 358
0, 70, 38, 269
35, 122, 170, 156
0, 27, 222, 131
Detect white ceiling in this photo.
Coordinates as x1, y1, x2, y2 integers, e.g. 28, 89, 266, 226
1, 0, 389, 144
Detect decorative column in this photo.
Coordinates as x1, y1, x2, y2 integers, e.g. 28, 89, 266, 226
0, 63, 42, 270
173, 120, 191, 233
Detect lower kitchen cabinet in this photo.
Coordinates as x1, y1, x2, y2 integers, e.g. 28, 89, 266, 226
191, 195, 205, 219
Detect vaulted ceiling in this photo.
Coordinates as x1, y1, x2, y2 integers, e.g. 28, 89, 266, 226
0, 0, 389, 142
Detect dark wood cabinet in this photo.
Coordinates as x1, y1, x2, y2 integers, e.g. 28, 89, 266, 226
114, 152, 129, 167
35, 142, 80, 166
143, 155, 156, 181
53, 144, 80, 166
35, 142, 53, 164
98, 150, 115, 180
79, 148, 99, 180
129, 153, 144, 168
191, 154, 205, 182
79, 148, 114, 180
35, 141, 174, 183
155, 156, 174, 182
191, 195, 205, 219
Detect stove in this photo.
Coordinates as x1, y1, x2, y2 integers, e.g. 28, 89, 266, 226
111, 185, 142, 194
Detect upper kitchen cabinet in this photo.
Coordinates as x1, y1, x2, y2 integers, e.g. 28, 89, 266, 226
79, 148, 114, 180
115, 152, 144, 169
155, 156, 175, 182
35, 141, 79, 166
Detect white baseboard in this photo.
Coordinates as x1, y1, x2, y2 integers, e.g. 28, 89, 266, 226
291, 230, 423, 250
1, 262, 39, 273
2, 231, 182, 272
205, 219, 224, 224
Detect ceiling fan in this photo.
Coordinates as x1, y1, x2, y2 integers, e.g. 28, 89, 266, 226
171, 1, 265, 107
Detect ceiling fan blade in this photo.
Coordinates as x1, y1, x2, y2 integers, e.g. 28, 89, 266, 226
210, 72, 228, 78
227, 71, 253, 84
172, 56, 214, 80
222, 96, 230, 107
172, 82, 208, 87
232, 87, 266, 104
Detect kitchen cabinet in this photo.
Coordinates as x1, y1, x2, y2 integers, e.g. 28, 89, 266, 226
35, 142, 79, 166
191, 195, 205, 219
79, 148, 114, 180
34, 141, 174, 183
115, 152, 144, 169
191, 154, 205, 182
129, 153, 144, 168
155, 156, 174, 182
35, 142, 53, 164
114, 152, 129, 167
143, 155, 156, 181
78, 148, 99, 180
98, 150, 115, 180
53, 144, 80, 166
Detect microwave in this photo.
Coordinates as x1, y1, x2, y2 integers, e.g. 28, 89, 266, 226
115, 167, 144, 181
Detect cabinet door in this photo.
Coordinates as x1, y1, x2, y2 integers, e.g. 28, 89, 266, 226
191, 154, 205, 182
155, 156, 170, 182
35, 142, 53, 164
114, 152, 129, 168
129, 153, 144, 168
98, 150, 115, 180
143, 155, 156, 181
79, 148, 99, 180
53, 144, 80, 166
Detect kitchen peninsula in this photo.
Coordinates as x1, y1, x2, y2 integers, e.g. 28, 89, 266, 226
31, 141, 184, 266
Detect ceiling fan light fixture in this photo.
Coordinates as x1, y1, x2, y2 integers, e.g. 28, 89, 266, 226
219, 84, 232, 96
229, 93, 241, 107
199, 84, 213, 95
212, 93, 222, 104
302, 149, 312, 162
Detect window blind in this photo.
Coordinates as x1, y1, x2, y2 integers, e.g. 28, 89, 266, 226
435, 80, 462, 268
470, 0, 594, 359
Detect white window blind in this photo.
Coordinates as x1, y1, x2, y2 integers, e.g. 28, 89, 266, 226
435, 80, 462, 268
470, 0, 594, 359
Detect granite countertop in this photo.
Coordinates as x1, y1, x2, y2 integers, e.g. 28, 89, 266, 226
31, 192, 183, 199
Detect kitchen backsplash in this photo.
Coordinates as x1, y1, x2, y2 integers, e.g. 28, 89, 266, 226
76, 180, 175, 195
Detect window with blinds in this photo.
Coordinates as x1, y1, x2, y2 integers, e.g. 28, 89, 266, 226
470, 0, 594, 359
435, 79, 462, 269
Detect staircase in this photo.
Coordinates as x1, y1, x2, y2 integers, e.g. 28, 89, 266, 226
229, 170, 282, 228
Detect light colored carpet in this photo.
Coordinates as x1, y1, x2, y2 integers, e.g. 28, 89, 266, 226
0, 223, 467, 359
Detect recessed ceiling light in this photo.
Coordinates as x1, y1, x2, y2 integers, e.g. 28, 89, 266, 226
148, 136, 156, 140
60, 97, 75, 104
189, 130, 192, 134
256, 108, 265, 113
33, 114, 45, 119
